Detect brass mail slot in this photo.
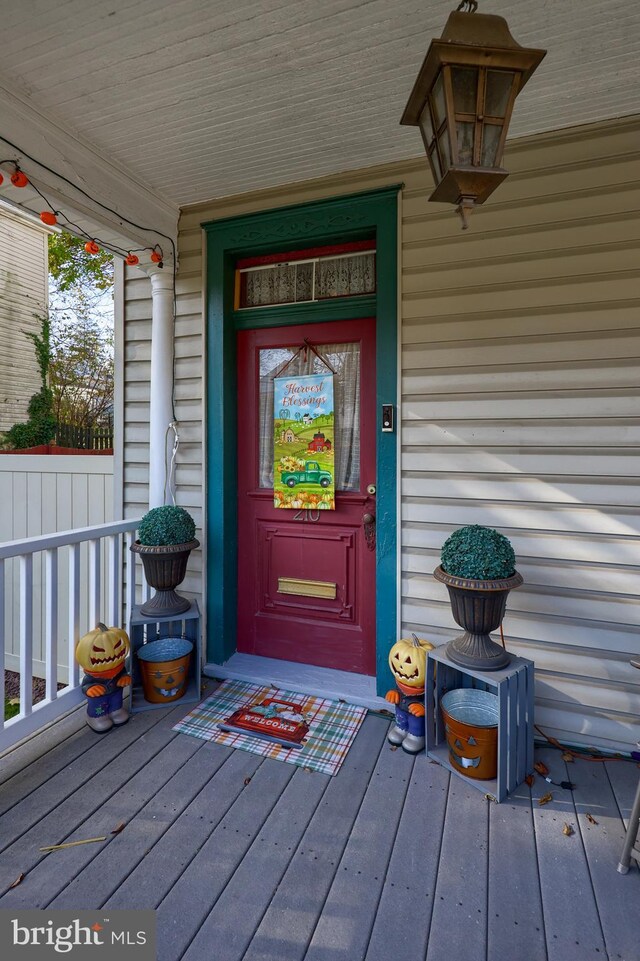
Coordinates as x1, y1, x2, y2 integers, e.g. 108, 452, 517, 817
278, 577, 337, 600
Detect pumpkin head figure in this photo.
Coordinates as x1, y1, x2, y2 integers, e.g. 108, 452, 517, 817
388, 633, 435, 695
76, 623, 130, 678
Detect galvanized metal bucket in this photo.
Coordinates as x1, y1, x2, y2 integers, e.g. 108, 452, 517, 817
137, 637, 193, 704
441, 688, 499, 780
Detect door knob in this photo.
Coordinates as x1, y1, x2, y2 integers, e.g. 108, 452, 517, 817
362, 513, 376, 552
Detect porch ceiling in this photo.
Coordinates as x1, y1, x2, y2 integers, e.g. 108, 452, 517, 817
2, 0, 639, 209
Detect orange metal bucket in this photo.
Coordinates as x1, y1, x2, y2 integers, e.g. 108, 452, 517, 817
441, 688, 499, 780
137, 638, 193, 704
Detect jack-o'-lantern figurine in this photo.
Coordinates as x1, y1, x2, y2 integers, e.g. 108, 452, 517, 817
75, 623, 131, 732
385, 633, 435, 753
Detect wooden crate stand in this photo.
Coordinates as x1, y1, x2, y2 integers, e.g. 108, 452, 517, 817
426, 646, 534, 802
128, 600, 201, 714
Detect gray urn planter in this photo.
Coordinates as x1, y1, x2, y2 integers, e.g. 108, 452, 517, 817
433, 566, 523, 671
130, 539, 199, 617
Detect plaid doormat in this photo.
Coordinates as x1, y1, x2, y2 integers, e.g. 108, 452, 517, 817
172, 678, 367, 776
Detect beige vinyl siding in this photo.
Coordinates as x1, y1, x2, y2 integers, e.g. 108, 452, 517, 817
122, 116, 640, 752
0, 209, 49, 432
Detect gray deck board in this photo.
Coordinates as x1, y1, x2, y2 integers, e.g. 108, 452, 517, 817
426, 775, 489, 961
487, 780, 546, 961
1, 727, 204, 910
572, 758, 640, 961
606, 758, 640, 824
105, 746, 264, 911
0, 706, 636, 961
49, 740, 230, 909
181, 765, 330, 961
303, 732, 416, 961
0, 709, 185, 895
242, 713, 387, 961
364, 754, 450, 961
531, 747, 607, 961
153, 754, 296, 961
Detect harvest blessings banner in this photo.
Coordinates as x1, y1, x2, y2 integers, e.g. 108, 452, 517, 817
273, 373, 335, 509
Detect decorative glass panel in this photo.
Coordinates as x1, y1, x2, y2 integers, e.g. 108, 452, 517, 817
484, 71, 515, 118
239, 250, 375, 309
295, 262, 314, 302
244, 264, 296, 307
258, 343, 361, 491
430, 144, 442, 181
481, 123, 503, 166
316, 253, 375, 300
419, 102, 434, 147
451, 67, 478, 114
456, 121, 475, 166
438, 131, 451, 172
431, 72, 446, 128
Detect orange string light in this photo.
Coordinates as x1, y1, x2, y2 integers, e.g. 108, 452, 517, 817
10, 170, 29, 188
1, 157, 164, 268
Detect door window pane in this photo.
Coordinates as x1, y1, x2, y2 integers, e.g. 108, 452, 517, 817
258, 343, 361, 491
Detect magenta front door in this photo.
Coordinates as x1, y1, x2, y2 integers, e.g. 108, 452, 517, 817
237, 318, 376, 674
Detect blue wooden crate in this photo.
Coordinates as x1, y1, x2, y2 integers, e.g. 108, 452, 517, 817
425, 646, 534, 802
129, 600, 201, 713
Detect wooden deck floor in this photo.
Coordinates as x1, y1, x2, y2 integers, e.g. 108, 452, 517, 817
0, 695, 638, 961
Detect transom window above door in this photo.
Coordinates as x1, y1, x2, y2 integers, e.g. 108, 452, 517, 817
235, 240, 376, 309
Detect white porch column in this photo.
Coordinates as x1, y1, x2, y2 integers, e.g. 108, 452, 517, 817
149, 271, 175, 508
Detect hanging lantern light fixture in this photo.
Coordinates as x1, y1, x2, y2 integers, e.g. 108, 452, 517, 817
400, 1, 546, 228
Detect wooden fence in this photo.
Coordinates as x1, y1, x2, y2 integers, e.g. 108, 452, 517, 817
54, 423, 114, 450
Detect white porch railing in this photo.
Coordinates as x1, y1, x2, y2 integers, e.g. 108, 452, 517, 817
0, 518, 143, 753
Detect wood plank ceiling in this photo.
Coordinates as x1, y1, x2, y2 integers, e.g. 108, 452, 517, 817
1, 0, 638, 206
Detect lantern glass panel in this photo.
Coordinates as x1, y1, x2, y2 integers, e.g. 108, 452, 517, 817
451, 67, 478, 115
480, 123, 503, 167
432, 72, 446, 128
430, 145, 442, 181
485, 71, 515, 118
419, 102, 434, 147
438, 131, 451, 172
456, 121, 475, 166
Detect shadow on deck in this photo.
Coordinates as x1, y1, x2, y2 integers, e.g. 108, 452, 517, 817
0, 687, 638, 961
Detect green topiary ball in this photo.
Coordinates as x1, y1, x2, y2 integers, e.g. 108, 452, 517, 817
138, 506, 196, 546
440, 525, 516, 580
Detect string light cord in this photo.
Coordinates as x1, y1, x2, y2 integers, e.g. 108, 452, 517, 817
0, 139, 180, 480
164, 422, 180, 506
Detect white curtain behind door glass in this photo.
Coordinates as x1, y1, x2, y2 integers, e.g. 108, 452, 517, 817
258, 343, 361, 491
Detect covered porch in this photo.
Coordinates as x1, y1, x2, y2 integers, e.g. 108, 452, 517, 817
1, 700, 639, 961
1, 1, 639, 957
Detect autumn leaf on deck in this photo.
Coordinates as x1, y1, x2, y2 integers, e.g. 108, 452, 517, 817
525, 774, 535, 787
9, 873, 24, 889
534, 761, 549, 776
562, 822, 575, 836
243, 777, 252, 786
111, 822, 126, 835
538, 792, 553, 806
586, 813, 598, 825
562, 752, 574, 762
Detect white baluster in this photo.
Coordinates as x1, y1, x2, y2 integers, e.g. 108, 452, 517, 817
68, 543, 81, 688
108, 534, 120, 626
125, 531, 136, 628
0, 558, 5, 729
20, 554, 33, 717
88, 538, 101, 628
45, 549, 58, 702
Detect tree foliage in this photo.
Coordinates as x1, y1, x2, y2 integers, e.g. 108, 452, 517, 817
2, 230, 115, 449
48, 231, 114, 295
2, 315, 56, 449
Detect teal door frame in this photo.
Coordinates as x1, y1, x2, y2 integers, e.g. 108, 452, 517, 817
203, 185, 399, 695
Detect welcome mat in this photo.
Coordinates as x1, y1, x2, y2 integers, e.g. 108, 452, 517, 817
172, 678, 367, 776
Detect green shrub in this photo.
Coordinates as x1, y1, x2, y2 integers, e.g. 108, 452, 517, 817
440, 525, 516, 579
137, 506, 196, 546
